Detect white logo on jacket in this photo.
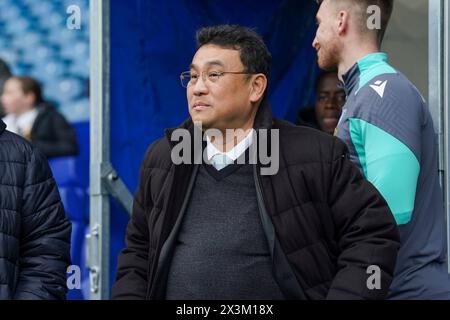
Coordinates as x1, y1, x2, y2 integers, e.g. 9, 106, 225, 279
370, 80, 388, 98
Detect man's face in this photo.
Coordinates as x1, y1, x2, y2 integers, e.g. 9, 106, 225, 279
0, 79, 31, 115
315, 73, 346, 135
187, 44, 256, 132
312, 0, 341, 70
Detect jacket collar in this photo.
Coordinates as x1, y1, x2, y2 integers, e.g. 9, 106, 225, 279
0, 119, 6, 134
341, 62, 360, 97
341, 52, 389, 96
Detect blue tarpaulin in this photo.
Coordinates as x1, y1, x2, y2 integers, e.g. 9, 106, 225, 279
108, 0, 319, 292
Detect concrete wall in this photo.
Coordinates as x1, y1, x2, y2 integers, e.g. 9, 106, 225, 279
382, 0, 428, 99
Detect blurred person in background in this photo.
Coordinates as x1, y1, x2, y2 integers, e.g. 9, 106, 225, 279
0, 58, 12, 117
297, 71, 346, 135
1, 76, 78, 158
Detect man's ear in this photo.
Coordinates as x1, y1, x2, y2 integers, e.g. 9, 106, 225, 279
249, 74, 268, 103
337, 10, 350, 36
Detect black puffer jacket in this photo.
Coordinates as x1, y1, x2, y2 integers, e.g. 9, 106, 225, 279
30, 103, 79, 158
0, 119, 72, 299
112, 101, 400, 300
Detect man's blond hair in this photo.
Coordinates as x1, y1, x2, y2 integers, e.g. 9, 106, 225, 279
317, 0, 394, 45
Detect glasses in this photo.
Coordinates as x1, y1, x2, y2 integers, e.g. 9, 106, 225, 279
180, 70, 253, 88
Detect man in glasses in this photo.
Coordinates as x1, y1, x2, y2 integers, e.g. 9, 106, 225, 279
313, 0, 450, 299
113, 24, 399, 300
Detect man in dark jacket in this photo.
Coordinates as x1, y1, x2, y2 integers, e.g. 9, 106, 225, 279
29, 102, 79, 158
1, 76, 78, 158
112, 25, 400, 300
0, 119, 72, 299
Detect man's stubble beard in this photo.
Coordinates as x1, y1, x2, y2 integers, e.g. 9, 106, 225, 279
318, 40, 341, 71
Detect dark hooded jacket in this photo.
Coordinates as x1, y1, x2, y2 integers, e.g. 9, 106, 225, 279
0, 119, 72, 299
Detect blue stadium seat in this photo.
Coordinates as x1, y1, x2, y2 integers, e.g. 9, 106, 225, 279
68, 59, 89, 78
0, 0, 12, 10
72, 121, 90, 185
4, 18, 30, 34
22, 44, 59, 65
28, 2, 57, 17
11, 32, 42, 49
49, 156, 82, 186
0, 6, 21, 21
59, 98, 90, 123
0, 48, 21, 66
63, 0, 89, 10
58, 186, 89, 222
45, 77, 84, 104
37, 12, 65, 30
47, 28, 78, 47
21, 0, 38, 5
11, 62, 33, 75
48, 120, 90, 300
48, 155, 89, 300
60, 40, 88, 61
66, 222, 89, 300
33, 60, 67, 83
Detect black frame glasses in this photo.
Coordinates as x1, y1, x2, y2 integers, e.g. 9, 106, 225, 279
179, 70, 253, 88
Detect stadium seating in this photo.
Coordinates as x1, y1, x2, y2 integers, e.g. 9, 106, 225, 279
1, 0, 130, 300
0, 0, 91, 299
48, 121, 90, 300
0, 0, 89, 123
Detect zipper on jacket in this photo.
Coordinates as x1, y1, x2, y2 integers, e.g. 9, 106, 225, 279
252, 164, 308, 300
146, 164, 200, 299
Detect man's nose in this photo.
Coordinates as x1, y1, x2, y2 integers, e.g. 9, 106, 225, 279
192, 75, 208, 95
324, 98, 336, 109
326, 97, 343, 110
312, 37, 319, 50
324, 101, 334, 109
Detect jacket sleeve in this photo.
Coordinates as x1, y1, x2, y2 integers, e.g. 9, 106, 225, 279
348, 118, 420, 225
14, 146, 72, 300
32, 111, 79, 158
112, 148, 153, 300
326, 138, 400, 300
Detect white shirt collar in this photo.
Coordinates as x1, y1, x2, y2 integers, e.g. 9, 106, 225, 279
1, 114, 18, 134
17, 108, 39, 129
206, 129, 254, 162
1, 109, 39, 135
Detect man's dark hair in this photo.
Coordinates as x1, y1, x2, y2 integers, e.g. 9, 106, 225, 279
315, 70, 339, 92
196, 25, 272, 80
13, 76, 44, 105
317, 0, 394, 45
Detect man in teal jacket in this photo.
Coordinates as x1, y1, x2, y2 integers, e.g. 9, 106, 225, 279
313, 0, 450, 299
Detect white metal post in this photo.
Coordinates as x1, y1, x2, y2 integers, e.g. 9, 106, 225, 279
429, 0, 450, 273
444, 0, 450, 273
88, 0, 111, 299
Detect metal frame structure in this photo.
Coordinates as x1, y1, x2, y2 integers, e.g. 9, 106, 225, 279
86, 0, 450, 300
429, 0, 450, 273
87, 0, 133, 300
